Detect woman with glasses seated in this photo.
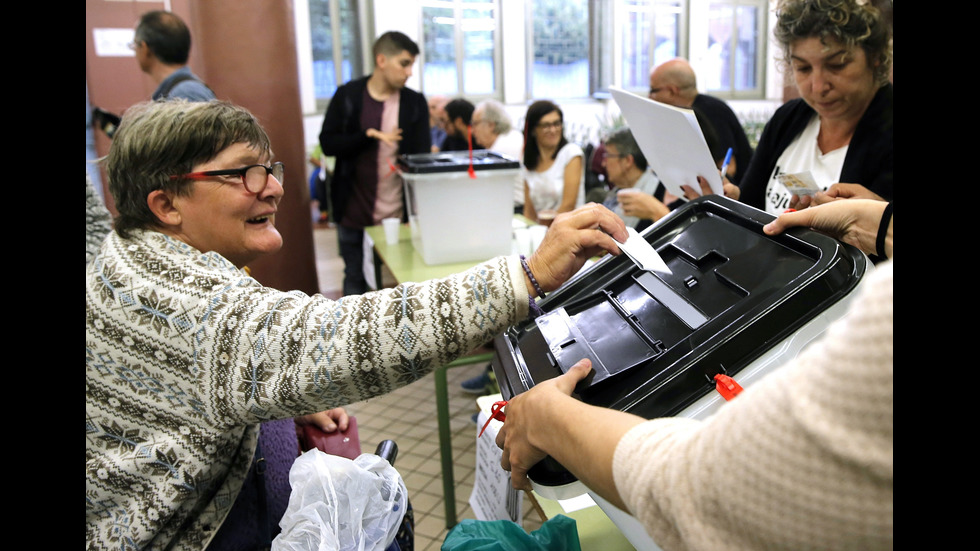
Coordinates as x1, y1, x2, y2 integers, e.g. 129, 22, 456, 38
521, 100, 586, 225
86, 98, 629, 551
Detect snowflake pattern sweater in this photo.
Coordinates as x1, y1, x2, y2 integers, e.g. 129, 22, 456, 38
86, 229, 528, 550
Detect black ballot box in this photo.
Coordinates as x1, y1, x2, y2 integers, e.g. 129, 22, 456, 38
490, 194, 871, 490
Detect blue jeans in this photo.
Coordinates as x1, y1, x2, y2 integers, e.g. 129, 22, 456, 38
337, 224, 369, 296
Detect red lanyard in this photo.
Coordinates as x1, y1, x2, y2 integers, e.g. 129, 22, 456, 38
467, 125, 477, 179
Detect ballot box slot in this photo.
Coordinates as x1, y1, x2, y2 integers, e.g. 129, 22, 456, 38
633, 272, 708, 330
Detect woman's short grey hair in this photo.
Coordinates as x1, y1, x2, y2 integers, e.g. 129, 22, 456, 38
774, 0, 892, 87
603, 127, 648, 171
103, 99, 272, 238
474, 99, 512, 135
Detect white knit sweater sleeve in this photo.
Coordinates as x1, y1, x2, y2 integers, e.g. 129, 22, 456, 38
612, 261, 893, 551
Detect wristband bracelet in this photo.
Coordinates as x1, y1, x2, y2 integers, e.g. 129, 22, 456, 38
876, 202, 892, 259
519, 254, 546, 299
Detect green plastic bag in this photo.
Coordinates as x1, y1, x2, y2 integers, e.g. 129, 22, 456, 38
441, 515, 581, 551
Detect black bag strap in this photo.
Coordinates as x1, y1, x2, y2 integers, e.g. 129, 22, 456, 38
159, 73, 215, 99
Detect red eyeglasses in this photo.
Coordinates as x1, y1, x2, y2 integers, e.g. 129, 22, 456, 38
170, 162, 284, 194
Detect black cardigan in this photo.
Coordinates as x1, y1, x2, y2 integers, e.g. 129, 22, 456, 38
318, 75, 431, 225
739, 83, 893, 210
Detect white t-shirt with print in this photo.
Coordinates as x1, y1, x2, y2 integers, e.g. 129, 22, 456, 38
764, 114, 848, 214
523, 142, 585, 212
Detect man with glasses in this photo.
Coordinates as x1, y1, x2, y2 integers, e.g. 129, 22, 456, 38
86, 98, 629, 550
599, 127, 667, 231
318, 31, 431, 296
471, 99, 525, 213
130, 10, 215, 102
91, 11, 214, 139
648, 58, 752, 185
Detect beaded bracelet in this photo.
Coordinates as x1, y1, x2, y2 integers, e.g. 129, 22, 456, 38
520, 254, 546, 319
519, 254, 546, 299
528, 295, 544, 318
875, 202, 893, 259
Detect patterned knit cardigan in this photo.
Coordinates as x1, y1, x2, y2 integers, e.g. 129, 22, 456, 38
86, 229, 528, 550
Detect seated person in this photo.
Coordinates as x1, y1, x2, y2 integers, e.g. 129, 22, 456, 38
428, 94, 449, 152
439, 98, 479, 152
471, 99, 525, 214
608, 108, 730, 231
86, 123, 351, 551
521, 100, 585, 224
86, 98, 629, 550
598, 127, 665, 230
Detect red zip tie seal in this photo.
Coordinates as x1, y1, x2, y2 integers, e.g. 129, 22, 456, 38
713, 373, 743, 401
467, 125, 477, 179
478, 400, 508, 437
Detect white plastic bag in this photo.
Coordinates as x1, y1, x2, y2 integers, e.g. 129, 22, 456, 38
272, 448, 408, 551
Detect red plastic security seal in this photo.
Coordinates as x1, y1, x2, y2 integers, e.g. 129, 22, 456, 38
713, 373, 744, 401
478, 400, 508, 437
467, 125, 477, 179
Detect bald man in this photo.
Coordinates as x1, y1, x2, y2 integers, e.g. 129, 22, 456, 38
648, 58, 753, 185
428, 94, 449, 152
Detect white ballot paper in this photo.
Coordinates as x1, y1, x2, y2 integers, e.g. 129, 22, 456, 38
618, 227, 671, 274
609, 86, 724, 198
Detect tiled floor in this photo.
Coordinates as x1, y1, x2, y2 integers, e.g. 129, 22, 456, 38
312, 219, 546, 550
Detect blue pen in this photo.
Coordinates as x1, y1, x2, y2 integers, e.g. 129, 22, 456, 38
720, 147, 733, 181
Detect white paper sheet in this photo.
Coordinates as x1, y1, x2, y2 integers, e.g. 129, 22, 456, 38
617, 227, 672, 274
609, 86, 724, 198
470, 395, 523, 524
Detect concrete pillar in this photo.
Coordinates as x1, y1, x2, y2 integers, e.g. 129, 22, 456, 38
192, 0, 320, 295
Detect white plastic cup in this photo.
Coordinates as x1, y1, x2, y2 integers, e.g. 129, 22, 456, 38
382, 217, 401, 245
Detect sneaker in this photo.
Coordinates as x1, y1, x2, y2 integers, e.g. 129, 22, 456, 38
460, 371, 491, 395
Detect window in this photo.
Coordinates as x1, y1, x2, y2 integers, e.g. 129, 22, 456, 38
420, 0, 501, 98
308, 0, 363, 108
593, 0, 686, 95
701, 0, 766, 97
621, 0, 686, 91
528, 0, 590, 99
531, 0, 765, 101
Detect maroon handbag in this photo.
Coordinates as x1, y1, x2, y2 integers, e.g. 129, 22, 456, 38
297, 416, 362, 460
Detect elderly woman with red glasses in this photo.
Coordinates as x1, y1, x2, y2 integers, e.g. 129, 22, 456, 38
86, 98, 628, 550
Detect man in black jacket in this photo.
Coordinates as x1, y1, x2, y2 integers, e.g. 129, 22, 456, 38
319, 31, 431, 295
